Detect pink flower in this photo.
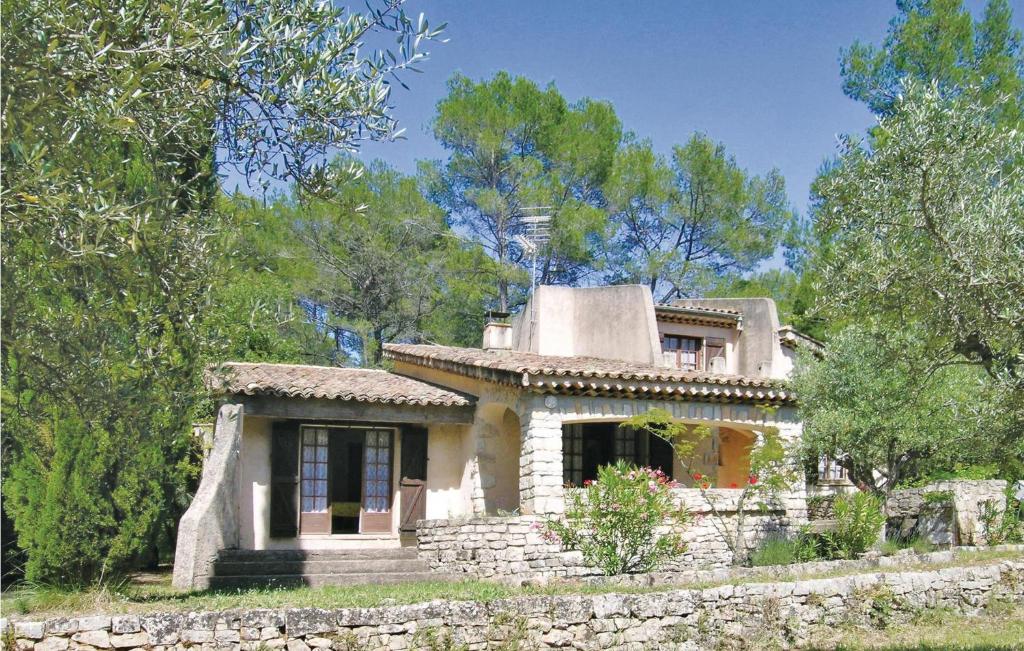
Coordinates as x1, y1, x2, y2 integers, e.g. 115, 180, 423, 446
748, 475, 759, 485
583, 479, 593, 487
692, 473, 703, 481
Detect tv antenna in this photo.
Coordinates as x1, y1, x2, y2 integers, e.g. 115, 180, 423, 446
513, 207, 551, 347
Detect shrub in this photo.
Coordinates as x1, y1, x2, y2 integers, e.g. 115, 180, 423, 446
822, 492, 886, 559
542, 462, 688, 575
980, 486, 1023, 545
749, 536, 798, 567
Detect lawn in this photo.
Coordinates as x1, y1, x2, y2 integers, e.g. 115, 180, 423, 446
1, 549, 1021, 619
807, 603, 1024, 650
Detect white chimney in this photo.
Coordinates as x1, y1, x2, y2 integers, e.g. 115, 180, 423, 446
482, 321, 512, 351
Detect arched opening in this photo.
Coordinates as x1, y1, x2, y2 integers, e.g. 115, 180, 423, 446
717, 427, 755, 488
480, 406, 521, 514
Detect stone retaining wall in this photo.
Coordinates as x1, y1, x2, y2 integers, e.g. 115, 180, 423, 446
416, 490, 801, 581
886, 480, 1006, 546
4, 561, 1021, 650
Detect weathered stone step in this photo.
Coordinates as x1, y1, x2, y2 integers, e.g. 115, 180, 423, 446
216, 547, 420, 562
208, 571, 450, 590
212, 558, 430, 576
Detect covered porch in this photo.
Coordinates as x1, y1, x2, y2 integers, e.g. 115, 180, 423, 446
172, 363, 476, 590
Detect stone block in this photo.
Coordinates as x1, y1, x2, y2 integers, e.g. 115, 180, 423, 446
109, 618, 139, 636
108, 633, 148, 649
14, 623, 44, 640
34, 638, 68, 651
71, 631, 110, 649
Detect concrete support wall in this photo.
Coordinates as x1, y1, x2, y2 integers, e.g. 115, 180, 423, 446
172, 403, 243, 590
886, 480, 1007, 546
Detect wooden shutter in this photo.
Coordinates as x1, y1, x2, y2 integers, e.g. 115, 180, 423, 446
399, 426, 428, 532
705, 337, 726, 370
270, 421, 300, 538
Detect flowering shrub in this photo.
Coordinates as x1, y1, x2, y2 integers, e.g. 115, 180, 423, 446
542, 461, 688, 575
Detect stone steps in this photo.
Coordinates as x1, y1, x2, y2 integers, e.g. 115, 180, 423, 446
213, 558, 430, 576
209, 547, 443, 589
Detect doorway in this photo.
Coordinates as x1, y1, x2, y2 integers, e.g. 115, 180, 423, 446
298, 426, 395, 535
329, 430, 363, 534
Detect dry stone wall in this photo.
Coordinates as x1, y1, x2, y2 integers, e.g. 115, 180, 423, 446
416, 489, 799, 582
4, 561, 1021, 651
886, 480, 1006, 546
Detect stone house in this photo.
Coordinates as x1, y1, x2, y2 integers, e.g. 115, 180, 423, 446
173, 285, 827, 589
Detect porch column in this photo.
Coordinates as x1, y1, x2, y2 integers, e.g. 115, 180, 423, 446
518, 397, 564, 515
765, 421, 808, 523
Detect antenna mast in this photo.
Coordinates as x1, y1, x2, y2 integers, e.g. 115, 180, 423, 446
513, 207, 551, 349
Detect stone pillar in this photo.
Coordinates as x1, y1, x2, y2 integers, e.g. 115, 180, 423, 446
518, 397, 564, 515
771, 421, 808, 524
172, 403, 243, 590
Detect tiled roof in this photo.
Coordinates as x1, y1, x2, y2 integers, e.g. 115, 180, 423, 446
384, 344, 794, 404
656, 303, 743, 317
206, 362, 475, 407
654, 304, 743, 328
778, 325, 825, 353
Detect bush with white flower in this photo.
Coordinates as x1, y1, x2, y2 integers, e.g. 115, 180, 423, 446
542, 461, 689, 575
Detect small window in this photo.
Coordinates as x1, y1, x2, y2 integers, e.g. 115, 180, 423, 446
301, 428, 329, 513
614, 428, 639, 464
818, 455, 849, 482
363, 430, 392, 512
663, 335, 703, 370
562, 425, 584, 487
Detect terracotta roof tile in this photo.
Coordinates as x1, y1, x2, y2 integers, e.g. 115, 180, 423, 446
657, 303, 743, 317
206, 362, 474, 407
386, 343, 776, 385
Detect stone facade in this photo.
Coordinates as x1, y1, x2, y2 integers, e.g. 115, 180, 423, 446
416, 489, 798, 581
886, 480, 1007, 546
5, 561, 1021, 650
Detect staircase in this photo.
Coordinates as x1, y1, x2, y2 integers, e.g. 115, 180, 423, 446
209, 547, 444, 589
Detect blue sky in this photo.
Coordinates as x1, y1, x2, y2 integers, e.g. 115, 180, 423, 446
232, 1, 1022, 218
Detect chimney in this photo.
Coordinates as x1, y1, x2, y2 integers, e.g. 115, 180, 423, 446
482, 311, 512, 351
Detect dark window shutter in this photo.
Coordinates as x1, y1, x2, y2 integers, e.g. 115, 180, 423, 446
270, 421, 300, 537
400, 425, 428, 481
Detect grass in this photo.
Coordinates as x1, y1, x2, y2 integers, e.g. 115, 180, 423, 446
749, 536, 799, 567
806, 603, 1024, 650
2, 549, 1021, 619
879, 536, 935, 556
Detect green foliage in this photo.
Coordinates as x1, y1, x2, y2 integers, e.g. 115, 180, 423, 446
289, 158, 484, 364
603, 134, 795, 301
1, 0, 441, 583
425, 72, 622, 311
980, 487, 1023, 545
814, 83, 1024, 397
749, 536, 799, 567
803, 83, 1024, 488
822, 492, 886, 560
623, 408, 706, 464
543, 462, 687, 575
794, 323, 1000, 492
840, 0, 1024, 126
629, 409, 797, 564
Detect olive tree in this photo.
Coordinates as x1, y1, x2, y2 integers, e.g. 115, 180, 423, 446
814, 82, 1024, 401
1, 0, 443, 582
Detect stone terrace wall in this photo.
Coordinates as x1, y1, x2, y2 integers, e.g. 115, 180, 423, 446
886, 480, 1006, 546
417, 489, 801, 581
4, 561, 1021, 651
